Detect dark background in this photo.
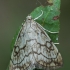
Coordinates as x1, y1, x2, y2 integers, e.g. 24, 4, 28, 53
0, 0, 70, 70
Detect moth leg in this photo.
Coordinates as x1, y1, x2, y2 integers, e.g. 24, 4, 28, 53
45, 29, 59, 34
54, 43, 59, 45
54, 37, 59, 44
36, 23, 59, 45
37, 23, 59, 34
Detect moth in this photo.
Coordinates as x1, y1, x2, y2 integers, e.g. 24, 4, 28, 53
9, 10, 62, 70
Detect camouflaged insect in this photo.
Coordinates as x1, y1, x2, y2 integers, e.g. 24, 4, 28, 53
9, 11, 63, 70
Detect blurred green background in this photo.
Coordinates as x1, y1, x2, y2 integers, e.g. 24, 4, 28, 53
0, 0, 70, 70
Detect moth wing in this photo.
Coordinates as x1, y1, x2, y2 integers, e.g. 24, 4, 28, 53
9, 22, 32, 70
9, 18, 62, 70
34, 22, 63, 69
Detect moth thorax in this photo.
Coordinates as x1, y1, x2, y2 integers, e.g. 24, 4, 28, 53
26, 15, 32, 20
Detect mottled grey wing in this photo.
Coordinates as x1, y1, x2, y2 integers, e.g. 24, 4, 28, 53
35, 22, 63, 69
9, 18, 62, 70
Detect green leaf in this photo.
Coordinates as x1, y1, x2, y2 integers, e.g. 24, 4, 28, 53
30, 0, 61, 43
10, 25, 21, 51
7, 0, 61, 69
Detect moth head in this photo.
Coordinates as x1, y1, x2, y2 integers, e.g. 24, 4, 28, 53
26, 15, 32, 20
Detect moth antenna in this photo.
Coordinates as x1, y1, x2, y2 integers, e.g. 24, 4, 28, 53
37, 0, 42, 6
34, 10, 43, 20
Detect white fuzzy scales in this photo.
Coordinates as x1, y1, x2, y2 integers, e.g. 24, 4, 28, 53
9, 15, 63, 70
